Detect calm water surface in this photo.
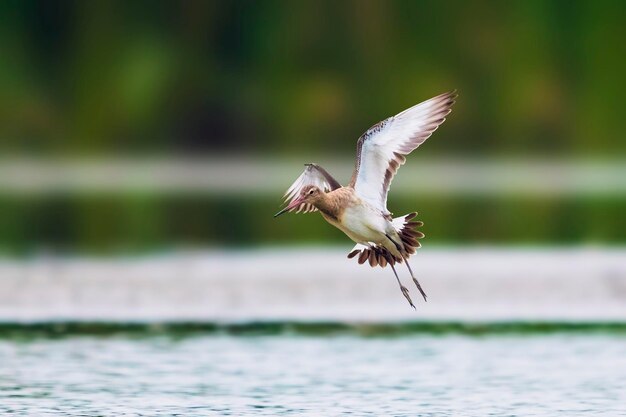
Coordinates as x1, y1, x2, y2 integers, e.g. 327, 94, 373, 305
1, 334, 625, 416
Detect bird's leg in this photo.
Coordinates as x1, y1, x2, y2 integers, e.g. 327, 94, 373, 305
388, 258, 415, 309
401, 254, 427, 302
385, 232, 426, 303
385, 233, 403, 252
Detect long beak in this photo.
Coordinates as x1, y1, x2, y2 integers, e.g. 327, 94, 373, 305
274, 197, 305, 218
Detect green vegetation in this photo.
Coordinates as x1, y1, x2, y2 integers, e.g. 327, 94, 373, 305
1, 0, 624, 156
0, 193, 623, 253
0, 1, 624, 251
2, 321, 626, 339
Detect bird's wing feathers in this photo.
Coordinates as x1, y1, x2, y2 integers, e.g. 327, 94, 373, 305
349, 91, 457, 213
281, 163, 341, 214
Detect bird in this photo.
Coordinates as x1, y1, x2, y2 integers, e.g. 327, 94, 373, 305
274, 91, 457, 308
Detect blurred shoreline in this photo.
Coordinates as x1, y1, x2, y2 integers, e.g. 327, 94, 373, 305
1, 156, 625, 196
2, 156, 624, 251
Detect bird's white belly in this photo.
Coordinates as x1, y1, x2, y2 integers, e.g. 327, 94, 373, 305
324, 204, 387, 245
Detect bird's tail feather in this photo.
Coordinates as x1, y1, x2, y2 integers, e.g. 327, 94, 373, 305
393, 212, 424, 256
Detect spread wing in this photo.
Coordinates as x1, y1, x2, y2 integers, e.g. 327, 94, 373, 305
281, 163, 342, 214
349, 91, 457, 213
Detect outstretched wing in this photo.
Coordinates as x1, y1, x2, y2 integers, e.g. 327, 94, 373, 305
349, 91, 457, 213
281, 163, 341, 213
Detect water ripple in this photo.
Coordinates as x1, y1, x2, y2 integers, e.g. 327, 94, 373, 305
1, 335, 625, 416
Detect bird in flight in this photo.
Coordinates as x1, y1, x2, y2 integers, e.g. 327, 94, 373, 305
274, 91, 457, 308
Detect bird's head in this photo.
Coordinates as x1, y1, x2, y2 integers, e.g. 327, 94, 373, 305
274, 185, 323, 217
299, 184, 323, 202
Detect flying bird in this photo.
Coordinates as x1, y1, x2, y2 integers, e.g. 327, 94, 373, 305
274, 91, 457, 308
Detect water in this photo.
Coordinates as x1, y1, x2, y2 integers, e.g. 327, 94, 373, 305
2, 333, 625, 416
2, 248, 625, 415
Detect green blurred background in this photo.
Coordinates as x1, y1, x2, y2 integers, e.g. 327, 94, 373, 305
0, 0, 624, 253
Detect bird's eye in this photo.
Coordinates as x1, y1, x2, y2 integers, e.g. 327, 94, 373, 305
309, 189, 315, 194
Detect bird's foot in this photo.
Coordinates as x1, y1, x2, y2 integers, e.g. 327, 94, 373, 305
412, 278, 428, 302
400, 285, 415, 309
